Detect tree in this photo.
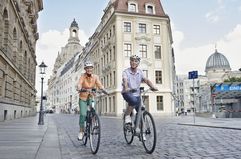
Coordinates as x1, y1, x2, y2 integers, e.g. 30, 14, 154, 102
224, 77, 241, 82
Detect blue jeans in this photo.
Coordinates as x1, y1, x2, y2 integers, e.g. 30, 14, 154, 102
122, 92, 140, 111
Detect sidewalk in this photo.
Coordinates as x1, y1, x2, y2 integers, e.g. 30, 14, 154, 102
0, 114, 61, 159
174, 115, 241, 130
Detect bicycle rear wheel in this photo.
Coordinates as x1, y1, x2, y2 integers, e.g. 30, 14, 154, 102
89, 113, 101, 154
141, 111, 156, 154
123, 114, 134, 144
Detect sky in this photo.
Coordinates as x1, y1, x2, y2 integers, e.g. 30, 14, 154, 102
36, 0, 241, 96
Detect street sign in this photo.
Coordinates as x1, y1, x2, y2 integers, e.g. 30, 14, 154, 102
188, 71, 198, 79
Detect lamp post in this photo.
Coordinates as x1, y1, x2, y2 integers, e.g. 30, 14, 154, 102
38, 61, 47, 125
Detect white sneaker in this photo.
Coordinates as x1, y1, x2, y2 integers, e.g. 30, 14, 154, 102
125, 115, 131, 124
142, 133, 146, 141
77, 132, 83, 140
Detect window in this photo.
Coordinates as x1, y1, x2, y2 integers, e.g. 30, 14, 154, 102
124, 43, 132, 57
145, 4, 155, 14
157, 96, 163, 110
153, 25, 160, 35
139, 44, 147, 58
72, 30, 76, 37
143, 70, 148, 78
129, 3, 137, 12
113, 96, 116, 112
139, 23, 146, 33
124, 22, 131, 32
155, 71, 162, 84
147, 5, 153, 14
154, 45, 161, 59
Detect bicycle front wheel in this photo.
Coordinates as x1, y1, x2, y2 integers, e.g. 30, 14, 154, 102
89, 113, 101, 154
141, 111, 157, 154
82, 125, 88, 145
123, 114, 134, 144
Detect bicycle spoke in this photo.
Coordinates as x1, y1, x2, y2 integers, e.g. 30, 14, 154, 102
123, 114, 134, 144
82, 124, 88, 145
141, 111, 156, 154
90, 114, 101, 154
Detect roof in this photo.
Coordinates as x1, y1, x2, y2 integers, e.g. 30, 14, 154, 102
111, 0, 166, 17
205, 50, 231, 72
70, 19, 79, 28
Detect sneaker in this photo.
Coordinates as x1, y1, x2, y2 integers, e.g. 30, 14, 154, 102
125, 115, 131, 124
142, 133, 146, 141
77, 132, 83, 141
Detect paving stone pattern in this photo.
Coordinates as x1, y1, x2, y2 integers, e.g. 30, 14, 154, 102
52, 114, 241, 159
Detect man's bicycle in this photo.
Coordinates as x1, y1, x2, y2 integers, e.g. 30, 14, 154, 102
78, 88, 102, 154
123, 87, 157, 154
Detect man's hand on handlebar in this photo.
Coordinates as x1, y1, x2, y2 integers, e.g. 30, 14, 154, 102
101, 89, 109, 95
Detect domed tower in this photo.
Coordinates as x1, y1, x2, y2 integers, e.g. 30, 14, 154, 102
205, 49, 231, 82
68, 19, 80, 44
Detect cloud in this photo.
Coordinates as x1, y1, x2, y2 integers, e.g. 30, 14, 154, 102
35, 28, 88, 96
205, 0, 226, 23
205, 13, 220, 23
173, 24, 241, 75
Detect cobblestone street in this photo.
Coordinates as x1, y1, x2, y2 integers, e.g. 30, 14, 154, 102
52, 114, 241, 159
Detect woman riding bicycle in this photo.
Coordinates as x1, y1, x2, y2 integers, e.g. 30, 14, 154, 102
77, 61, 108, 140
122, 55, 158, 124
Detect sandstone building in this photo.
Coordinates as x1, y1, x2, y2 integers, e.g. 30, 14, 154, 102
0, 0, 43, 121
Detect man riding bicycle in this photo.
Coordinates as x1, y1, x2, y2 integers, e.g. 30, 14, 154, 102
122, 55, 158, 124
77, 61, 108, 140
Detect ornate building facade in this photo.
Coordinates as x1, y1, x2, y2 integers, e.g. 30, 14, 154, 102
72, 0, 176, 116
47, 20, 83, 113
0, 0, 43, 121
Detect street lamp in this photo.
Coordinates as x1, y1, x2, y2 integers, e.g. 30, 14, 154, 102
38, 61, 47, 125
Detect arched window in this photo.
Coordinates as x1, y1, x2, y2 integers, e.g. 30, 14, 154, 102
128, 2, 138, 12
129, 4, 136, 12
0, 69, 4, 97
19, 41, 23, 71
3, 8, 9, 53
72, 29, 77, 37
28, 58, 30, 80
13, 28, 17, 62
147, 6, 153, 14
145, 4, 156, 14
24, 51, 27, 76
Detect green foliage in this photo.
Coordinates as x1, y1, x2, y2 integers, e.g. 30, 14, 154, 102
224, 77, 241, 82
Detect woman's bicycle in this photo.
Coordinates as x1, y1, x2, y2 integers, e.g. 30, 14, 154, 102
78, 88, 103, 154
123, 87, 157, 154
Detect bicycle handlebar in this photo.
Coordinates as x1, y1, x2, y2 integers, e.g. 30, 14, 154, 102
124, 87, 158, 95
78, 88, 108, 95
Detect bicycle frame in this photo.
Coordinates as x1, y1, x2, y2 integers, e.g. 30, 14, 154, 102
123, 87, 157, 154
133, 87, 150, 133
79, 88, 102, 154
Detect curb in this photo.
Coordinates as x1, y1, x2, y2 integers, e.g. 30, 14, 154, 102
178, 123, 241, 130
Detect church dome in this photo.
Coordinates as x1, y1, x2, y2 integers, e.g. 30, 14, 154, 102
70, 19, 79, 28
205, 50, 231, 72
